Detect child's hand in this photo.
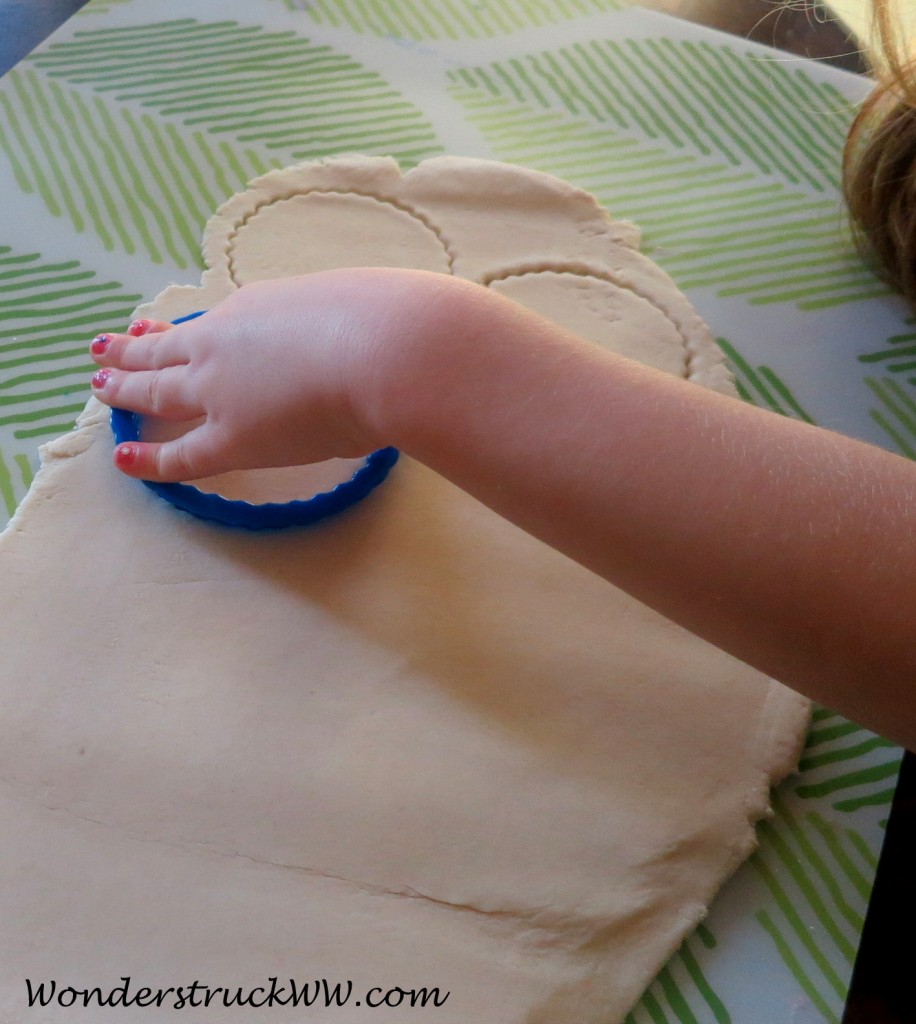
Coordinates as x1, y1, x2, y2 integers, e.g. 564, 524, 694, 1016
89, 269, 452, 482
87, 263, 916, 737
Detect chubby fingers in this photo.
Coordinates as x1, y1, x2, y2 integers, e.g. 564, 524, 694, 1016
90, 317, 197, 417
90, 321, 188, 373
90, 318, 215, 482
91, 364, 203, 422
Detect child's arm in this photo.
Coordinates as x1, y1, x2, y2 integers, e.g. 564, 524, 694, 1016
90, 268, 916, 748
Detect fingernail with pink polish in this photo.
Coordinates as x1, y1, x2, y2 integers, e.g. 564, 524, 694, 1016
91, 368, 112, 390
128, 319, 151, 337
90, 334, 111, 356
115, 443, 138, 467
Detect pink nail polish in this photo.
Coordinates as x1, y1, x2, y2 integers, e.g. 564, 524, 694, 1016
90, 334, 111, 355
128, 319, 151, 337
91, 368, 112, 389
115, 443, 138, 467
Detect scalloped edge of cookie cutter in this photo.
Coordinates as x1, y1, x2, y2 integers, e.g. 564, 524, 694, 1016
109, 310, 399, 530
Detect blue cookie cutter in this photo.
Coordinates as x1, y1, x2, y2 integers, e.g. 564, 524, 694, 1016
109, 310, 399, 530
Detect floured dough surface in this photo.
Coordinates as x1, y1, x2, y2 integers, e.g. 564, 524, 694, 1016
0, 156, 809, 1023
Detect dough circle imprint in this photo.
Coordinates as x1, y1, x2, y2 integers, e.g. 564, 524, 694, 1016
228, 190, 452, 285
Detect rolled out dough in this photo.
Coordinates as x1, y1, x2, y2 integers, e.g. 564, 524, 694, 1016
0, 156, 809, 1023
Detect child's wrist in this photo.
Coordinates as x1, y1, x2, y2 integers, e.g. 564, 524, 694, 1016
348, 271, 481, 456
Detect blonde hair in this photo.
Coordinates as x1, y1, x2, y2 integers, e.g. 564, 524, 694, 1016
844, 0, 916, 303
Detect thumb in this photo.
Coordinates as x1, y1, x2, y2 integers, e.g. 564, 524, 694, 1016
113, 433, 206, 483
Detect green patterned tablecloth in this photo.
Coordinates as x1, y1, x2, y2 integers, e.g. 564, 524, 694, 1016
0, 2, 907, 1021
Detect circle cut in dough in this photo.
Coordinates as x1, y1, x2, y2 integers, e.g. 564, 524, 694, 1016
488, 269, 688, 377
228, 191, 452, 284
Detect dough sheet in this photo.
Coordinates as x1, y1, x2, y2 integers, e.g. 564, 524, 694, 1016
0, 157, 809, 1023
